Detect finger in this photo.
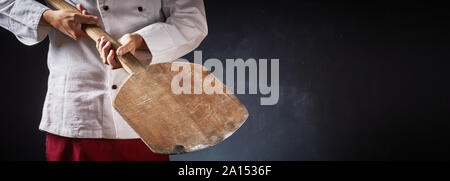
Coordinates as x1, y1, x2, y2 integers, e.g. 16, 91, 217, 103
96, 37, 101, 50
102, 50, 108, 65
107, 50, 121, 69
73, 24, 88, 39
102, 41, 112, 61
76, 4, 83, 11
98, 36, 107, 53
103, 50, 109, 65
116, 40, 134, 56
73, 30, 87, 40
97, 36, 104, 52
103, 56, 108, 65
74, 14, 98, 25
107, 50, 114, 66
76, 4, 91, 15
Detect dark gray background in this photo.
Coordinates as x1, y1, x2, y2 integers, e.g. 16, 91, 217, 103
1, 1, 449, 161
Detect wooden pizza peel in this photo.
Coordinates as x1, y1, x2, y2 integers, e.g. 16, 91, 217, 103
45, 0, 249, 154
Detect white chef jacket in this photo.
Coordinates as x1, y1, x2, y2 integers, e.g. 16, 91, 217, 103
0, 0, 208, 139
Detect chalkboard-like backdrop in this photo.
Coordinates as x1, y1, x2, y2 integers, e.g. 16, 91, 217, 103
0, 1, 449, 160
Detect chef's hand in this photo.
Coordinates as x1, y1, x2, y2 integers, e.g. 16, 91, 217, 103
41, 4, 98, 40
96, 33, 148, 69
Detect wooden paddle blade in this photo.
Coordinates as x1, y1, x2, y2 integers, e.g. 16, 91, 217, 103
113, 62, 249, 154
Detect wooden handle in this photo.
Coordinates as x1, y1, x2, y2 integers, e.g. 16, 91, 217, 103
45, 0, 146, 74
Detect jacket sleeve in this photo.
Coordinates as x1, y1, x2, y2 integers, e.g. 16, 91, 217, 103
134, 0, 208, 64
0, 0, 51, 46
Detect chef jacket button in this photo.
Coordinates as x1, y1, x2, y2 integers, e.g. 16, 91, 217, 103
103, 5, 109, 11
112, 85, 117, 90
137, 7, 143, 12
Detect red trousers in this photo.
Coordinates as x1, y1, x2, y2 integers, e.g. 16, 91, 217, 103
45, 133, 169, 161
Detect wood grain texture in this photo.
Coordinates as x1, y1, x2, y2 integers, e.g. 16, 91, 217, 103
114, 62, 249, 154
45, 0, 249, 154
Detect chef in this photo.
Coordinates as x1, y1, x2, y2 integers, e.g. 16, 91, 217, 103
0, 0, 208, 161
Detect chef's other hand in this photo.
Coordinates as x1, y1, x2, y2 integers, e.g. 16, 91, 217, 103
41, 4, 98, 40
96, 33, 147, 69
